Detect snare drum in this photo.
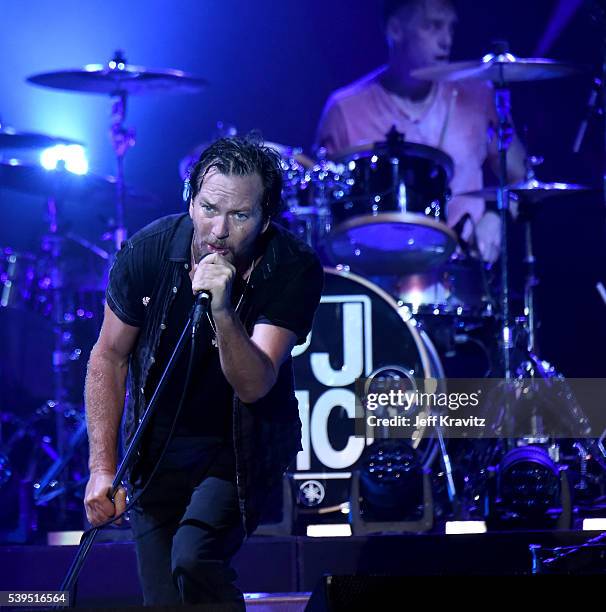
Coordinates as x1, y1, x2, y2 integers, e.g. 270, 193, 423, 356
325, 139, 457, 275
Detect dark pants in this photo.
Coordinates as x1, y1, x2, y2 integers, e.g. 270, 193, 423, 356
129, 437, 246, 609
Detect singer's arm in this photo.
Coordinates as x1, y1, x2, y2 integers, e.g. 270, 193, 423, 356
84, 304, 140, 525
213, 308, 297, 404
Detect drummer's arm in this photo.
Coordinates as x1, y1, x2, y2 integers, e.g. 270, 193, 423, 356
315, 98, 349, 156
487, 130, 527, 185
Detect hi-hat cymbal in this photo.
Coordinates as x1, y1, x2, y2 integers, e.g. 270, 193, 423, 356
458, 178, 592, 203
0, 127, 82, 150
0, 159, 155, 205
27, 62, 208, 96
411, 53, 580, 83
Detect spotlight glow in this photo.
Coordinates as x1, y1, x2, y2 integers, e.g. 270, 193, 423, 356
40, 144, 88, 175
582, 518, 606, 531
445, 521, 487, 535
306, 524, 351, 537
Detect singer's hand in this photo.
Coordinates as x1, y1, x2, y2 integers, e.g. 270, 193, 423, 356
84, 470, 126, 527
191, 253, 236, 314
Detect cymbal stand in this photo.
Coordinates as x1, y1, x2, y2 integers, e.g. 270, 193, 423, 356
492, 58, 514, 382
108, 51, 136, 251
522, 208, 539, 355
37, 196, 81, 520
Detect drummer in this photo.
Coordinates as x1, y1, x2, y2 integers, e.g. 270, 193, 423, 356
315, 0, 526, 263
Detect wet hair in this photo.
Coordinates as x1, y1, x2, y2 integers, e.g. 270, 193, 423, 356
185, 135, 284, 221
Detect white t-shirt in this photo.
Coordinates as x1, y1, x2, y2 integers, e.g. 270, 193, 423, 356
315, 66, 497, 227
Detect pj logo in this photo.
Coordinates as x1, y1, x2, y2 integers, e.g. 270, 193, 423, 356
292, 293, 374, 477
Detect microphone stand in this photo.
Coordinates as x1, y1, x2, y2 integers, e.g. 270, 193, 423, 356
59, 310, 204, 601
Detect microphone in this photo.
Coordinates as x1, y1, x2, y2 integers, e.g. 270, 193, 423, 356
190, 251, 212, 337
192, 290, 211, 337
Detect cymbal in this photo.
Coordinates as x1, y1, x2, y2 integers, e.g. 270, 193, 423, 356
0, 127, 82, 150
457, 178, 592, 203
0, 159, 155, 204
411, 53, 580, 83
27, 62, 208, 96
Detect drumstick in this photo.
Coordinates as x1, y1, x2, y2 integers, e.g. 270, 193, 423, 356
438, 87, 458, 150
294, 152, 316, 169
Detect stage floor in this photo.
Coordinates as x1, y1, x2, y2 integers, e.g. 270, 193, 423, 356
0, 530, 602, 607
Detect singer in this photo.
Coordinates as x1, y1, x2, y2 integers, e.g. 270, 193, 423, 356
83, 137, 323, 608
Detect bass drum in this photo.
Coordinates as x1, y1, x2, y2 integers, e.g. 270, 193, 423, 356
290, 268, 444, 514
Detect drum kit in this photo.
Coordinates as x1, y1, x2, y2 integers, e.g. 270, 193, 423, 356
0, 52, 208, 538
0, 46, 602, 538
273, 50, 603, 524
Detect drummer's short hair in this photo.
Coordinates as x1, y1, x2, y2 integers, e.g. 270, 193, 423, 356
382, 0, 421, 25
382, 0, 455, 27
187, 135, 284, 221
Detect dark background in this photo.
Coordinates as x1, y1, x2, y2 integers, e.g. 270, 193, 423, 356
0, 0, 605, 412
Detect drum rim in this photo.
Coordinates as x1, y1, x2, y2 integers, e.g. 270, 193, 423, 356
328, 212, 458, 251
323, 266, 446, 447
332, 141, 454, 183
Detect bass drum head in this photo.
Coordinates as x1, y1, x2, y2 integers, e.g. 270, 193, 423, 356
290, 268, 443, 513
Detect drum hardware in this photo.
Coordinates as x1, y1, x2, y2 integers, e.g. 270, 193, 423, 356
410, 52, 581, 84
0, 158, 156, 205
0, 125, 82, 153
458, 179, 592, 203
324, 128, 457, 275
290, 268, 461, 525
492, 45, 523, 383
0, 404, 89, 541
33, 417, 87, 505
412, 49, 605, 525
0, 185, 109, 528
279, 154, 352, 252
0, 410, 37, 542
5, 53, 207, 534
413, 44, 581, 386
43, 196, 88, 522
26, 51, 209, 94
28, 50, 207, 251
